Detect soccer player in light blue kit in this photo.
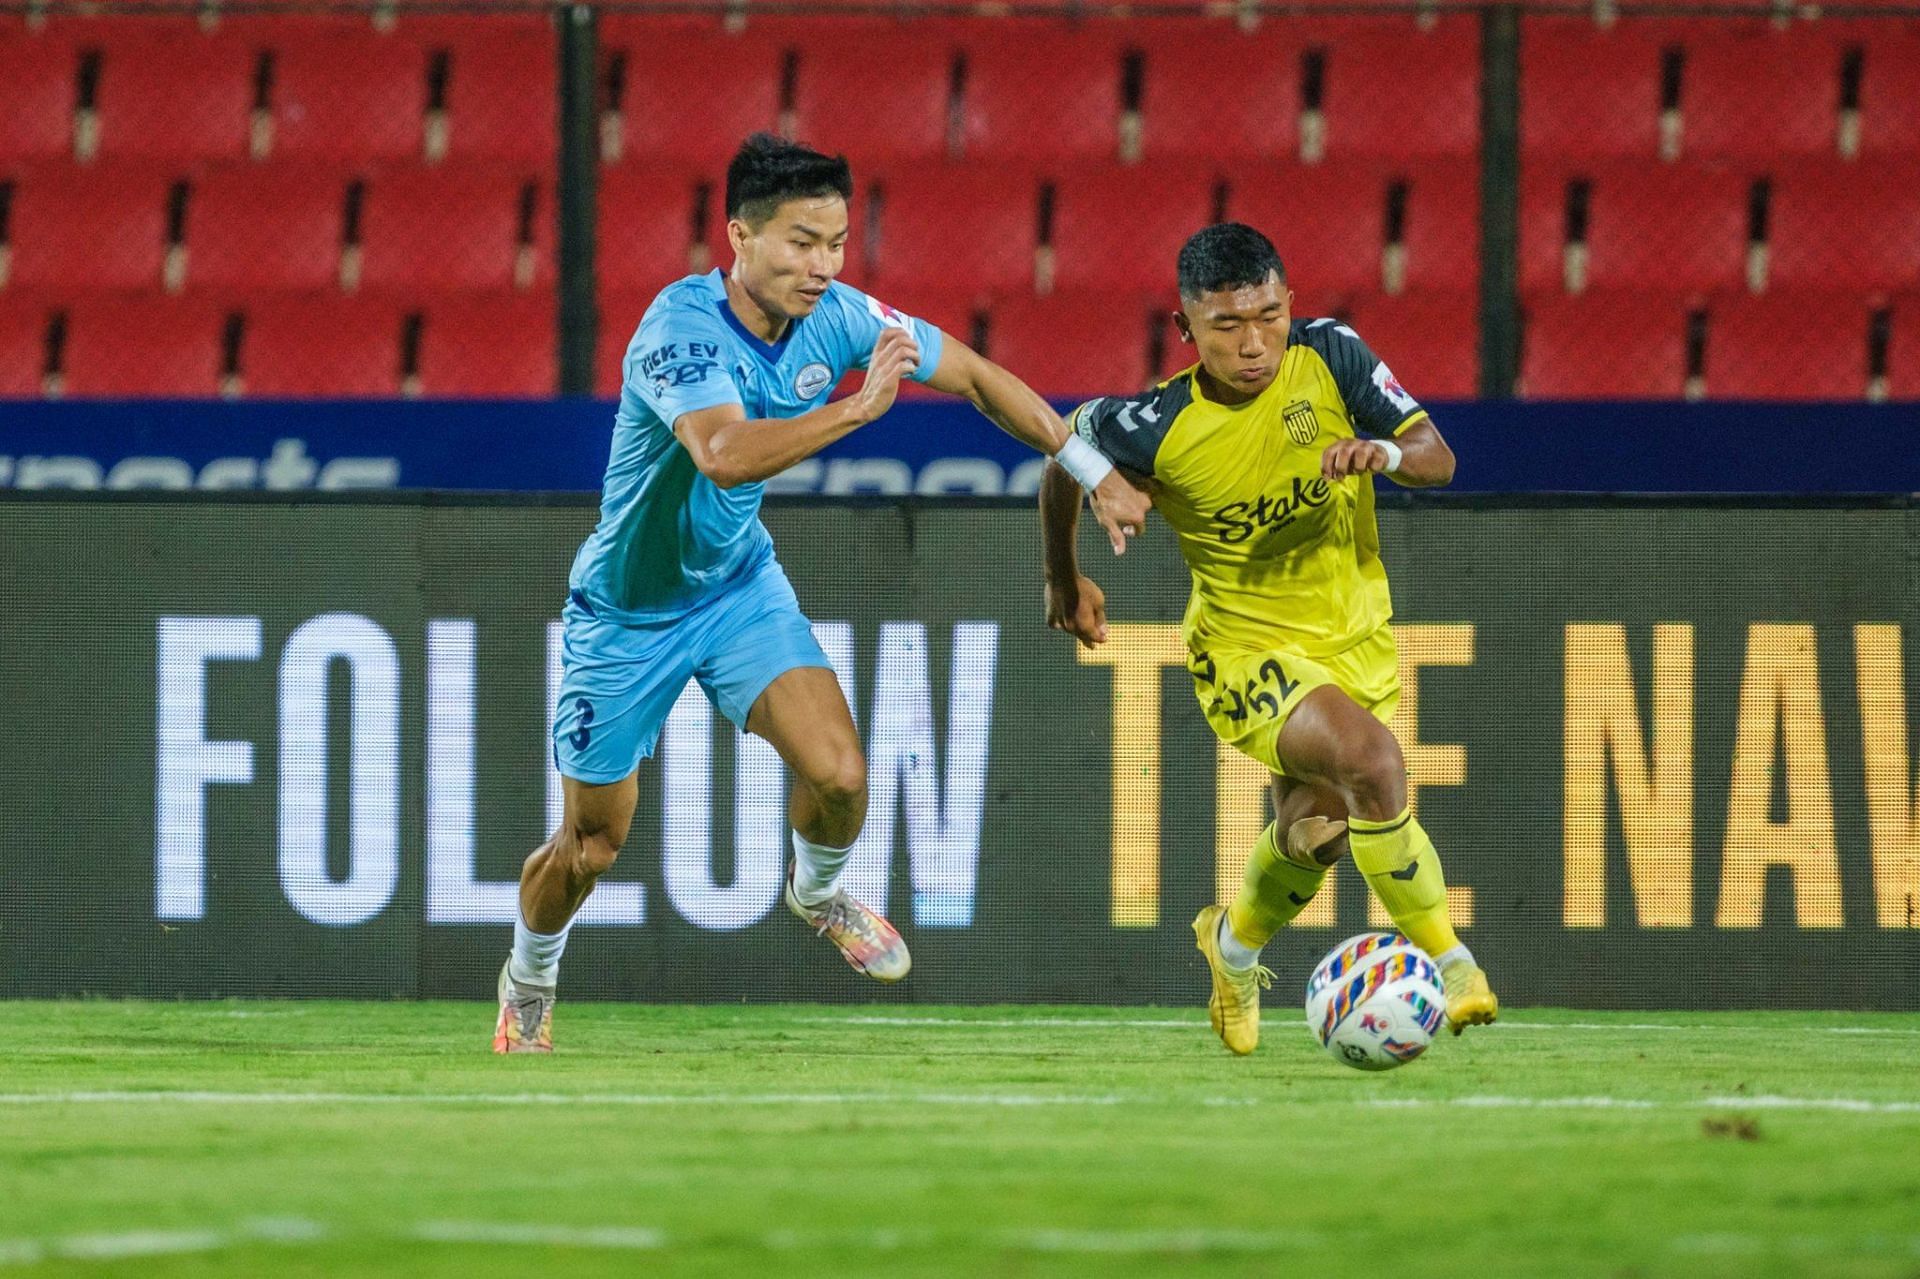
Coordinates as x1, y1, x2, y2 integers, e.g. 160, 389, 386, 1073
494, 134, 1149, 1050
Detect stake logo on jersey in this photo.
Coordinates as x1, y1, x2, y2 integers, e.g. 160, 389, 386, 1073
1067, 318, 1430, 658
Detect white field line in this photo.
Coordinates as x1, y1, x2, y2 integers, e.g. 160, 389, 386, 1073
411, 1222, 664, 1248
1, 1090, 1917, 1114
808, 1015, 1920, 1035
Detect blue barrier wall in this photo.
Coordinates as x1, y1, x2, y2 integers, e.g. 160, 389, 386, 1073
2, 399, 1916, 493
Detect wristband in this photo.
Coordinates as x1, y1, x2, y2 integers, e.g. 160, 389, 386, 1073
1055, 434, 1115, 491
1376, 438, 1404, 473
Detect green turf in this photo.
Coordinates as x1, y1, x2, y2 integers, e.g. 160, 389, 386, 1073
4, 1003, 1919, 1278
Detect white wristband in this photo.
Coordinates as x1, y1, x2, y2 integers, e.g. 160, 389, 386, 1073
1055, 434, 1115, 491
1375, 438, 1404, 473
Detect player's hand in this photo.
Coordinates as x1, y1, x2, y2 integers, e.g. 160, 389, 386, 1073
852, 328, 921, 424
1320, 438, 1395, 482
1090, 471, 1151, 556
1046, 574, 1108, 647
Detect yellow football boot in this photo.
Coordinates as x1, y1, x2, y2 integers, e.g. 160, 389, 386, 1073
1192, 904, 1272, 1056
1441, 961, 1499, 1035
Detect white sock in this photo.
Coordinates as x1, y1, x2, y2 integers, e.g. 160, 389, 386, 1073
1433, 943, 1476, 971
508, 912, 571, 989
1216, 913, 1262, 971
791, 830, 854, 908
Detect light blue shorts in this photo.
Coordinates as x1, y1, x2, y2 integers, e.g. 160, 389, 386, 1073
551, 556, 832, 784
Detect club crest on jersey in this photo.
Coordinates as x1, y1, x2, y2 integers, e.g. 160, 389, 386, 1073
1282, 400, 1321, 445
794, 362, 833, 397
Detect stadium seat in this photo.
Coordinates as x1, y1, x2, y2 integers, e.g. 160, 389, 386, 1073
356, 167, 551, 293
1680, 23, 1838, 160
92, 25, 255, 162
1316, 16, 1479, 161
1135, 23, 1300, 161
0, 30, 77, 162
58, 296, 232, 397
984, 291, 1157, 400
868, 165, 1039, 295
1887, 295, 1920, 400
1047, 164, 1217, 294
258, 18, 429, 162
1849, 25, 1920, 158
0, 297, 49, 396
1521, 17, 1667, 160
1397, 164, 1481, 293
599, 23, 782, 170
430, 27, 559, 165
182, 167, 348, 292
1520, 292, 1691, 398
599, 166, 703, 295
5, 165, 173, 291
1346, 291, 1480, 400
596, 289, 659, 398
788, 36, 954, 166
956, 23, 1122, 163
1228, 163, 1389, 304
1704, 292, 1871, 400
1767, 163, 1920, 293
414, 294, 555, 396
1520, 162, 1749, 296
240, 295, 404, 396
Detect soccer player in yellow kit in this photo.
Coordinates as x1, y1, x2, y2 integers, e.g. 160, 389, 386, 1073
1039, 223, 1498, 1054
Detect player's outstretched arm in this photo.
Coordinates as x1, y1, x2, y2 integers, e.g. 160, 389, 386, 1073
923, 338, 1149, 553
1039, 458, 1109, 647
673, 328, 920, 488
1319, 417, 1456, 488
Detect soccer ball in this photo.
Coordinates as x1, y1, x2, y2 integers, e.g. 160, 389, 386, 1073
1304, 931, 1447, 1072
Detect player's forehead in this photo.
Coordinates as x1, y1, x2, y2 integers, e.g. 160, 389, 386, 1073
1185, 275, 1289, 322
759, 194, 850, 240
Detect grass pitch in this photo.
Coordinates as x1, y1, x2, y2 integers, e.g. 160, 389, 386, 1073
5, 1003, 1919, 1278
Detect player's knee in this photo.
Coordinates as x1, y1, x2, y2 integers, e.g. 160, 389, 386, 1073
811, 748, 867, 811
1337, 733, 1407, 822
562, 823, 624, 880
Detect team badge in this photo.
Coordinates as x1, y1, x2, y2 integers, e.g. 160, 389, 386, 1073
794, 362, 833, 397
1283, 399, 1321, 445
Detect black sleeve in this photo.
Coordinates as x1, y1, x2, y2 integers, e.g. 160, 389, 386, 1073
1306, 319, 1430, 438
1067, 377, 1191, 477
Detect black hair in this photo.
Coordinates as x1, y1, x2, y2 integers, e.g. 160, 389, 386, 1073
1176, 223, 1287, 300
725, 133, 854, 228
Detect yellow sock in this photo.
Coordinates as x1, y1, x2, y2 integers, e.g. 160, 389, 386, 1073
1226, 822, 1329, 948
1347, 807, 1462, 959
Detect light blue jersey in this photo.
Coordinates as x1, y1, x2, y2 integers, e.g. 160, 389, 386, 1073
568, 269, 945, 623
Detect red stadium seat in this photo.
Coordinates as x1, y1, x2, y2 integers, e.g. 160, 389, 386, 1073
1522, 17, 1667, 160
415, 294, 555, 396
6, 165, 172, 291
1850, 25, 1920, 158
1228, 163, 1388, 306
357, 167, 551, 293
1316, 16, 1479, 161
257, 18, 428, 163
1398, 164, 1480, 293
429, 27, 558, 165
1680, 23, 1838, 160
599, 23, 782, 170
789, 35, 954, 165
1767, 163, 1920, 293
985, 291, 1157, 400
240, 295, 404, 396
1887, 295, 1920, 400
0, 297, 50, 396
1135, 23, 1300, 162
1345, 291, 1480, 400
92, 24, 254, 162
869, 165, 1039, 295
957, 23, 1122, 163
1521, 162, 1748, 296
596, 289, 661, 398
1049, 164, 1216, 295
0, 30, 77, 162
183, 167, 347, 292
59, 296, 232, 397
1521, 292, 1691, 398
599, 167, 703, 295
1705, 292, 1871, 399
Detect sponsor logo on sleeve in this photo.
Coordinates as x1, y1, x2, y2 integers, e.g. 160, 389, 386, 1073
1372, 361, 1418, 413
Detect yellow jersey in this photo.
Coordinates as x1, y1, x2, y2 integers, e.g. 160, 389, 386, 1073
1069, 318, 1430, 659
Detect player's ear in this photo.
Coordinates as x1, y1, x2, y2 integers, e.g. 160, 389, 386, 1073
1172, 310, 1193, 343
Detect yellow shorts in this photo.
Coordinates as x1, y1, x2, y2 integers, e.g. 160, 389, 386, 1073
1186, 623, 1401, 777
